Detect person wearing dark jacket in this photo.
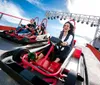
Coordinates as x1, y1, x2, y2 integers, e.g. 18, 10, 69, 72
36, 21, 74, 63
16, 19, 36, 33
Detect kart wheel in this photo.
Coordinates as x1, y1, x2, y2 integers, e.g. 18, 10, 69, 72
20, 37, 29, 43
1, 50, 16, 64
2, 56, 14, 64
12, 48, 29, 63
64, 70, 77, 85
13, 37, 18, 41
6, 34, 11, 38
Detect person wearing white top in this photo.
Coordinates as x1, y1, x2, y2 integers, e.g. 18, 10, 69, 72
36, 21, 74, 63
61, 35, 73, 45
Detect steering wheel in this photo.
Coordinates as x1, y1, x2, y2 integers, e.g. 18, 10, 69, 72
50, 36, 62, 45
50, 36, 70, 53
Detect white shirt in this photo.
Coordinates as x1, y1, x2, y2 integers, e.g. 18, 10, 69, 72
56, 34, 73, 51
61, 35, 73, 45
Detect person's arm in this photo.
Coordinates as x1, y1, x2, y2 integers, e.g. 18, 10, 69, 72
38, 30, 43, 35
25, 24, 30, 28
61, 35, 73, 46
44, 29, 47, 34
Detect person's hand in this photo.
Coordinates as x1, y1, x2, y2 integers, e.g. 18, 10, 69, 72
61, 42, 67, 46
25, 25, 29, 28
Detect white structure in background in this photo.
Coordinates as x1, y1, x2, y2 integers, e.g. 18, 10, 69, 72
46, 11, 100, 47
67, 0, 100, 49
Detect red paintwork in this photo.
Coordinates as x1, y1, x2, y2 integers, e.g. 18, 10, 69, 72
21, 45, 62, 77
86, 44, 100, 61
0, 25, 16, 30
22, 55, 62, 77
73, 49, 82, 59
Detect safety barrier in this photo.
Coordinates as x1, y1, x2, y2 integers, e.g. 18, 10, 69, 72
0, 25, 16, 30
86, 44, 100, 61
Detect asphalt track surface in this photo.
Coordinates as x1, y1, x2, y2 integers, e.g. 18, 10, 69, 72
0, 38, 20, 85
0, 38, 100, 85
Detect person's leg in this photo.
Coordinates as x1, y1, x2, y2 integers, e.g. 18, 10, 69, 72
35, 53, 44, 62
54, 58, 60, 63
29, 35, 36, 38
56, 46, 71, 63
36, 44, 52, 62
16, 26, 21, 31
53, 46, 61, 62
16, 26, 22, 33
21, 29, 29, 33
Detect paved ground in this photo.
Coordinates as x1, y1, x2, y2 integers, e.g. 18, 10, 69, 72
0, 38, 100, 85
79, 45, 100, 85
0, 38, 20, 85
0, 37, 21, 54
0, 70, 19, 85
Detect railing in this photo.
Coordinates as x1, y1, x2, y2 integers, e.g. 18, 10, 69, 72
0, 12, 30, 30
0, 12, 39, 30
0, 12, 30, 25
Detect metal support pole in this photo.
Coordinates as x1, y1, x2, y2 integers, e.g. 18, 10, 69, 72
0, 13, 3, 20
92, 18, 100, 47
18, 19, 22, 26
94, 18, 100, 38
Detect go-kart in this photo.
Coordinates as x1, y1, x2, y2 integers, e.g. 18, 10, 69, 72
0, 18, 48, 45
0, 36, 88, 85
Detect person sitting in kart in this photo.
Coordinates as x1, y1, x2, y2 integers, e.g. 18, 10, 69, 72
36, 23, 46, 35
16, 19, 36, 34
29, 23, 47, 38
35, 21, 74, 63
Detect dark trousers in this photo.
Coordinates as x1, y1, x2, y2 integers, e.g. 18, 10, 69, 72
42, 44, 71, 63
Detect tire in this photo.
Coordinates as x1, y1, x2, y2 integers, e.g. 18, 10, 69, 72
64, 70, 77, 85
0, 50, 15, 60
12, 48, 29, 63
21, 37, 29, 43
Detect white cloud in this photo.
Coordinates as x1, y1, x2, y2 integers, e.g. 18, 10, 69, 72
27, 0, 41, 5
26, 0, 47, 11
0, 1, 29, 26
67, 0, 100, 16
26, 0, 64, 12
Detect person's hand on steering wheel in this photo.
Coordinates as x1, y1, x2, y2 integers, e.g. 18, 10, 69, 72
61, 42, 68, 46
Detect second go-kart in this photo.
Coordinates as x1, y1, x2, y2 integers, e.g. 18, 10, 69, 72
0, 36, 88, 85
0, 18, 48, 45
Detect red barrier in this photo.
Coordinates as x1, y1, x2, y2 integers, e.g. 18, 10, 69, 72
86, 44, 100, 61
0, 25, 16, 30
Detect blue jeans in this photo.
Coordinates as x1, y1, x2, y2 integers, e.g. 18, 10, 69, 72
16, 26, 29, 33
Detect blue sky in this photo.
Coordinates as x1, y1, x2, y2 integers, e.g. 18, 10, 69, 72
0, 0, 68, 37
0, 0, 98, 45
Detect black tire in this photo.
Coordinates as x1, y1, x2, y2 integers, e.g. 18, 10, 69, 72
0, 50, 15, 60
12, 48, 29, 63
64, 70, 77, 85
12, 37, 18, 41
20, 37, 29, 43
